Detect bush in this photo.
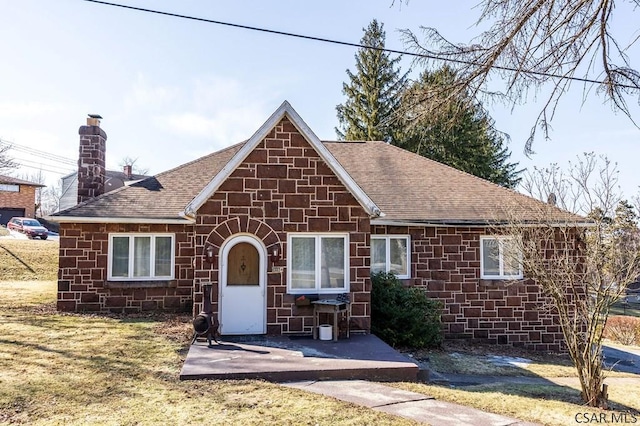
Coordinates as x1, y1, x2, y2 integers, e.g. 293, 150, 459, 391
370, 272, 443, 349
604, 315, 640, 346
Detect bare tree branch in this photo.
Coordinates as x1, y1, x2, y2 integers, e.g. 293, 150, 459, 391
501, 153, 640, 407
401, 0, 640, 154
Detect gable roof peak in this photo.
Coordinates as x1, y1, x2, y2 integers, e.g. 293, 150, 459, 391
184, 101, 381, 218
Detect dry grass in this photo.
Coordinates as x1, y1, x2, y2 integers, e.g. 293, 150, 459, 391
393, 381, 640, 426
410, 340, 635, 378
0, 281, 412, 425
0, 239, 59, 281
3, 245, 639, 425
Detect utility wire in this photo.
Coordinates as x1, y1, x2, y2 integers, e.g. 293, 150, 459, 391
0, 138, 76, 166
12, 162, 71, 176
80, 0, 640, 90
12, 157, 74, 174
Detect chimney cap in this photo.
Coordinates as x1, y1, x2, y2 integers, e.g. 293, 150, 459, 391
88, 114, 103, 119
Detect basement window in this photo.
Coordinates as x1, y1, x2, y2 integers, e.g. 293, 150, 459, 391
287, 233, 349, 294
108, 234, 175, 281
480, 236, 523, 280
370, 235, 410, 278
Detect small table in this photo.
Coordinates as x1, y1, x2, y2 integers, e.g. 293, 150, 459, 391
312, 299, 350, 341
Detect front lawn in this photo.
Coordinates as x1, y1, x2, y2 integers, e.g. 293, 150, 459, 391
0, 281, 409, 425
0, 239, 59, 281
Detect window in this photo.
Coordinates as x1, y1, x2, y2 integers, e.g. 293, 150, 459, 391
0, 184, 19, 192
480, 236, 523, 279
371, 235, 410, 278
287, 234, 349, 293
108, 234, 174, 280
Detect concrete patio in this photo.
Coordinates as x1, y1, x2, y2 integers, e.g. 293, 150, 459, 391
179, 333, 421, 382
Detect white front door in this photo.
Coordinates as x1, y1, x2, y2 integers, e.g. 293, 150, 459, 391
219, 235, 267, 335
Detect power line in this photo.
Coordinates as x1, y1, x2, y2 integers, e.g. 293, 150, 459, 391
80, 0, 640, 90
12, 162, 71, 176
0, 138, 76, 166
12, 156, 74, 174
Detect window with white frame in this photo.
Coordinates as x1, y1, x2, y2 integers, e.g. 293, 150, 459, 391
0, 184, 19, 192
480, 236, 523, 279
108, 234, 175, 280
370, 235, 410, 278
287, 234, 349, 293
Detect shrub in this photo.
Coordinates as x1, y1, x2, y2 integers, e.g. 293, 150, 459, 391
370, 272, 443, 349
604, 315, 640, 346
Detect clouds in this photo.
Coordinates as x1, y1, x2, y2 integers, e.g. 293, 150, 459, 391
122, 73, 278, 149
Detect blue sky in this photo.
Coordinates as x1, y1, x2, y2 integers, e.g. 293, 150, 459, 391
1, 0, 639, 198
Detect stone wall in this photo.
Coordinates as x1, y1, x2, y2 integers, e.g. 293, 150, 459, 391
193, 117, 371, 335
57, 222, 194, 313
372, 224, 563, 351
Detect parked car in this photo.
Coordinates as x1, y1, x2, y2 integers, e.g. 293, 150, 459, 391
6, 217, 49, 240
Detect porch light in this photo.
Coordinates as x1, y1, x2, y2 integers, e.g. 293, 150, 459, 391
269, 244, 281, 266
205, 245, 216, 267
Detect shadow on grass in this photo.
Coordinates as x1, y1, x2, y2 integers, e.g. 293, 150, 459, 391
0, 244, 35, 273
420, 343, 640, 415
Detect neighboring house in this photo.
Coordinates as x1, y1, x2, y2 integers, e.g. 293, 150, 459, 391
0, 175, 45, 226
50, 102, 577, 351
59, 167, 147, 211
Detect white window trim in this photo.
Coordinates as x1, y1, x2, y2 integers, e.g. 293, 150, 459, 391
371, 235, 411, 279
287, 233, 350, 294
480, 236, 523, 280
108, 233, 175, 281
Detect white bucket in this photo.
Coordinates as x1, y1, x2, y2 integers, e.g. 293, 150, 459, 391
318, 324, 333, 341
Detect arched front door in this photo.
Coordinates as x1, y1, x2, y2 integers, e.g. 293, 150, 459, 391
219, 235, 266, 335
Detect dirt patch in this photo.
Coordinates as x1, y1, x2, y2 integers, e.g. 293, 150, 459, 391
404, 340, 575, 377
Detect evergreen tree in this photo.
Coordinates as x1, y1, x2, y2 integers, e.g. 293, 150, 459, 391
336, 20, 407, 142
397, 66, 521, 188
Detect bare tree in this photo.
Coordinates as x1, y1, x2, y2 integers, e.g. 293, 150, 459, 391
40, 179, 63, 216
0, 140, 17, 173
399, 1, 640, 153
501, 153, 640, 408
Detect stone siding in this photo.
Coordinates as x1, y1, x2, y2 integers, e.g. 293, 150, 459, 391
372, 225, 563, 351
193, 117, 371, 335
57, 222, 194, 313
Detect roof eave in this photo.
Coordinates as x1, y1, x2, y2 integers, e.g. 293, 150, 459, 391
371, 218, 595, 228
46, 215, 195, 225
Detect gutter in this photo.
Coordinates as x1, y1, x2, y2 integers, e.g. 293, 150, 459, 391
370, 219, 595, 228
46, 215, 195, 225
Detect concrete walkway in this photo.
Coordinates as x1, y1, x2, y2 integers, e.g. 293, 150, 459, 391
284, 380, 538, 426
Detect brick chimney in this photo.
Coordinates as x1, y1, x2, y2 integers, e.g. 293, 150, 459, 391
123, 164, 132, 180
77, 114, 107, 204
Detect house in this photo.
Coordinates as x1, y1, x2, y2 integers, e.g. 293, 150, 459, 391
50, 102, 577, 351
59, 165, 148, 211
0, 175, 45, 226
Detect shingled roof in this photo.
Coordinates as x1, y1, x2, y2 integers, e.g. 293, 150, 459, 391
324, 141, 578, 224
50, 100, 585, 224
0, 174, 45, 187
51, 143, 244, 222
51, 137, 579, 225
